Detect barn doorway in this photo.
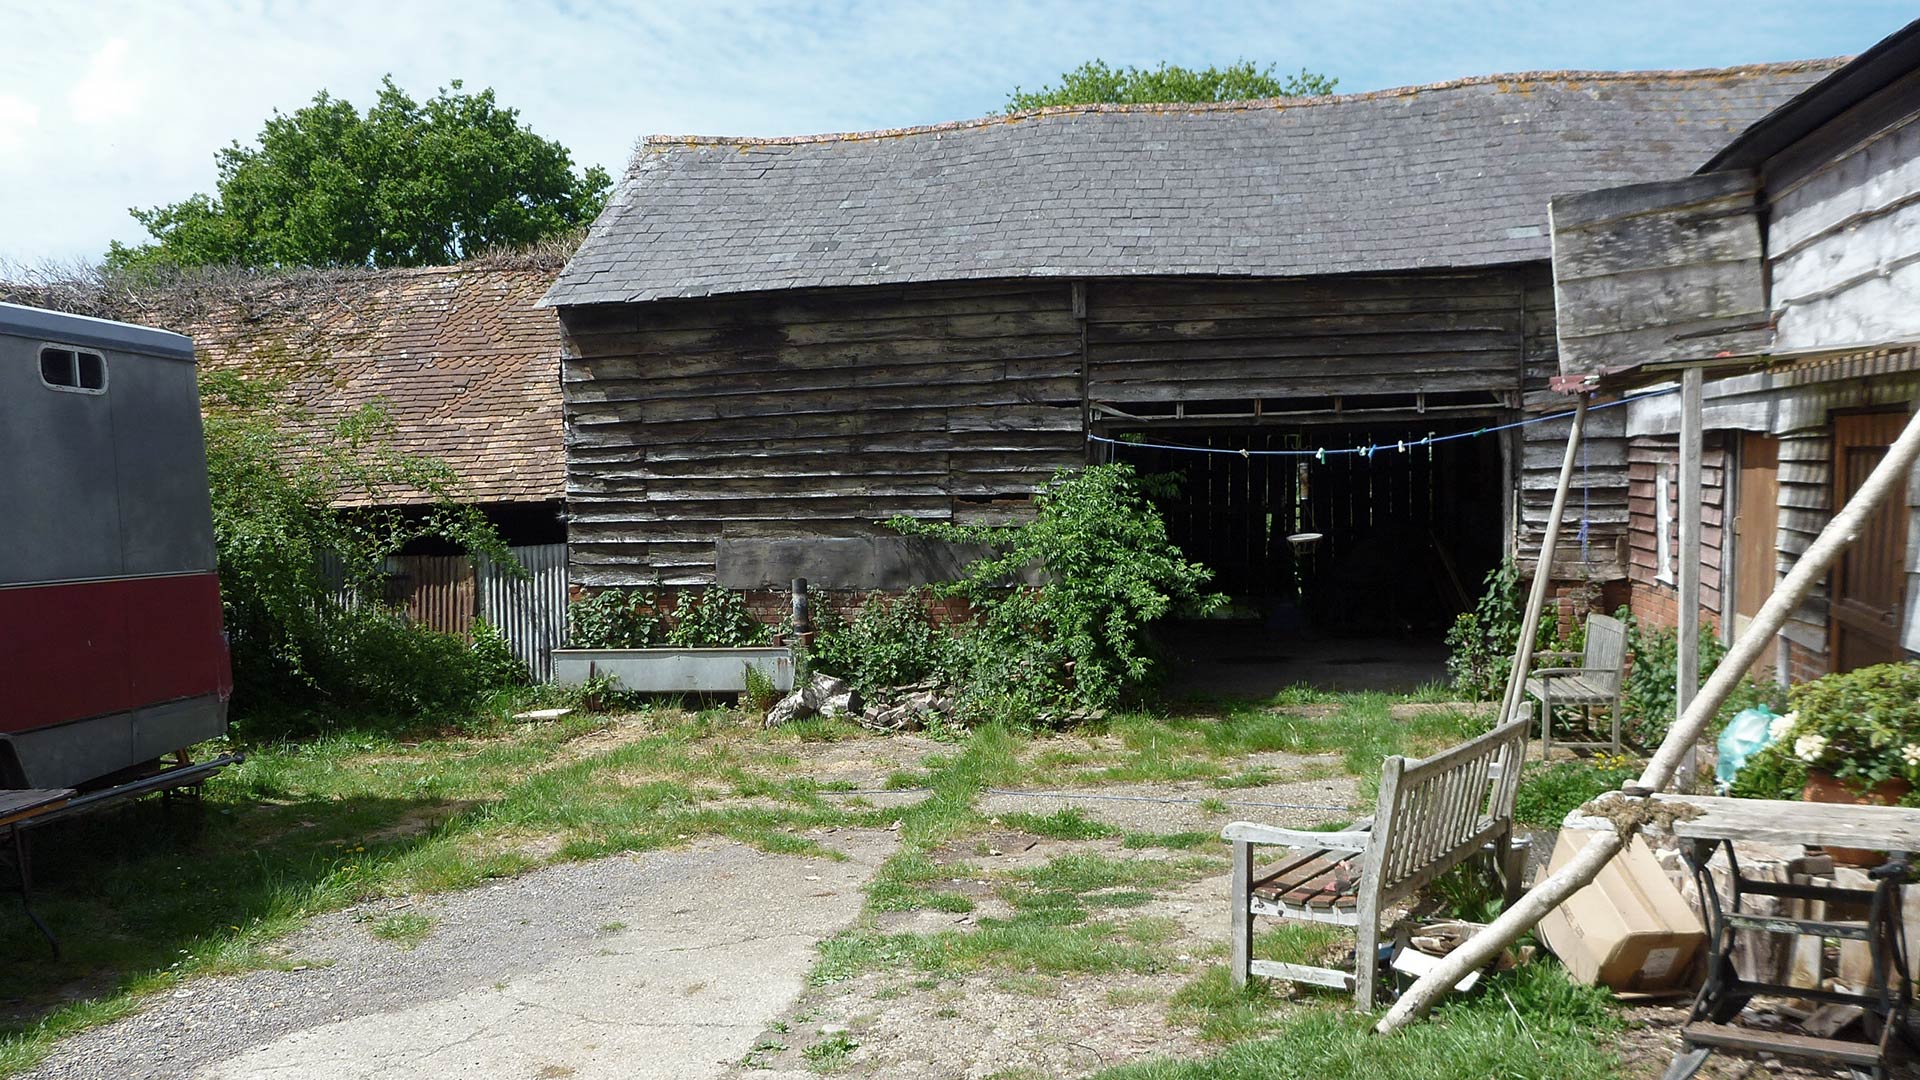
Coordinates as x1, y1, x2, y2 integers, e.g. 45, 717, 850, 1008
1111, 417, 1506, 693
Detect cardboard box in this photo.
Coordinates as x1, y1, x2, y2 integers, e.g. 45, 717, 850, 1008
1537, 830, 1706, 992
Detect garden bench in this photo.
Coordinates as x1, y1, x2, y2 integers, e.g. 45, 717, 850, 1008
1525, 613, 1627, 756
1223, 716, 1530, 1008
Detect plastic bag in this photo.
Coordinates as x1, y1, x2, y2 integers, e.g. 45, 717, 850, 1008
1715, 704, 1778, 789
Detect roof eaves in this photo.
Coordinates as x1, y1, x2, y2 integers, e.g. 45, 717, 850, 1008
1703, 24, 1912, 171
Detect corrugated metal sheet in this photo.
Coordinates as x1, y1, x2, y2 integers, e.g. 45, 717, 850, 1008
320, 543, 570, 682
478, 543, 569, 682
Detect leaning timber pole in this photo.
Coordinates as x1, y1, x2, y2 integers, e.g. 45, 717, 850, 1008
1378, 404, 1920, 1035
1498, 395, 1588, 732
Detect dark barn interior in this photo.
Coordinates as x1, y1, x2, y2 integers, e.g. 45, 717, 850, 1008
1116, 417, 1503, 637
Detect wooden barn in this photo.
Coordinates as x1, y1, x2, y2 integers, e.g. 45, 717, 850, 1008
544, 62, 1834, 645
1548, 19, 1920, 683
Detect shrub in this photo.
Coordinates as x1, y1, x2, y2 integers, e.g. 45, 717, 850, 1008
1614, 610, 1780, 747
891, 464, 1223, 724
1736, 661, 1920, 798
664, 587, 769, 647
806, 590, 954, 695
566, 586, 663, 648
1443, 560, 1566, 701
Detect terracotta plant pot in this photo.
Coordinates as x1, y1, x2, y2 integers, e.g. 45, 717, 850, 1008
1802, 769, 1913, 866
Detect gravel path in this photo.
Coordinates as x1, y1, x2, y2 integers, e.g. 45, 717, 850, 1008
21, 829, 894, 1080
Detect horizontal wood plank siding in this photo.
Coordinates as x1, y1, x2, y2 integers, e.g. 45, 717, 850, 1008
560, 281, 1085, 586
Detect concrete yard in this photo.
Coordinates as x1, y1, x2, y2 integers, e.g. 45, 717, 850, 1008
19, 832, 895, 1080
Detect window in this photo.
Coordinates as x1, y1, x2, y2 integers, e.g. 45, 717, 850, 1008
39, 346, 107, 393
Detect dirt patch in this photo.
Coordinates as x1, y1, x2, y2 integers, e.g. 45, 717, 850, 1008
769, 735, 950, 789
977, 773, 1362, 836
737, 970, 1207, 1079
1389, 701, 1489, 720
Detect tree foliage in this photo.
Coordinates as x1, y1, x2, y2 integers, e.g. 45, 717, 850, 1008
1006, 60, 1335, 112
110, 78, 610, 271
201, 368, 519, 724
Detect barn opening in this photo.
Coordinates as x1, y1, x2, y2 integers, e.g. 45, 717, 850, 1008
1108, 407, 1506, 692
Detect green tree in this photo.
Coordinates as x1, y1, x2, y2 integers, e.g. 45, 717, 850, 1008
1006, 60, 1335, 112
201, 368, 520, 723
110, 78, 610, 270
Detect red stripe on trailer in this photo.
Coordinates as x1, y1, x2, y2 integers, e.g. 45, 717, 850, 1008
0, 572, 230, 734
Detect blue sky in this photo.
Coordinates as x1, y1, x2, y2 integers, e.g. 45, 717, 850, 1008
1, 0, 1910, 265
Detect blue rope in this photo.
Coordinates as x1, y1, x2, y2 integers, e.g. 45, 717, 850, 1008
1088, 387, 1675, 458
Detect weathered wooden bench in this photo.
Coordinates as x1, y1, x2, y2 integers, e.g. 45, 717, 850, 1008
1526, 612, 1627, 756
1223, 716, 1530, 1008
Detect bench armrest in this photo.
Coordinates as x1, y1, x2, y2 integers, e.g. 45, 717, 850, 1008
1221, 821, 1371, 852
1527, 667, 1593, 679
1533, 651, 1582, 665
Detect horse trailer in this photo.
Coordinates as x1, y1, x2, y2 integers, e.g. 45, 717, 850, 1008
0, 302, 232, 791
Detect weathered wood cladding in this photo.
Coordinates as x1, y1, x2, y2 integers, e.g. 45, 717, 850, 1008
559, 270, 1613, 588
1084, 272, 1532, 402
1626, 433, 1730, 619
1548, 171, 1770, 379
560, 281, 1086, 586
1768, 106, 1920, 354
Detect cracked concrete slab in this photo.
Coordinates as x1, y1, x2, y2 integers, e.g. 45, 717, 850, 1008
20, 829, 894, 1080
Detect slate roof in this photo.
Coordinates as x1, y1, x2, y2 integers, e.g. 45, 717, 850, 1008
547, 61, 1843, 307
187, 262, 565, 507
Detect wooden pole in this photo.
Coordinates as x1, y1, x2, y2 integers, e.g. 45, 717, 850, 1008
1676, 367, 1704, 787
1378, 403, 1920, 1035
1498, 396, 1589, 731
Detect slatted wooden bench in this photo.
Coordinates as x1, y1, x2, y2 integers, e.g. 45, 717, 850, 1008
1526, 612, 1627, 756
1223, 716, 1530, 1008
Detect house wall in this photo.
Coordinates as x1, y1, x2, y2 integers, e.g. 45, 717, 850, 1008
1622, 432, 1729, 634
1769, 101, 1920, 354
1624, 353, 1920, 678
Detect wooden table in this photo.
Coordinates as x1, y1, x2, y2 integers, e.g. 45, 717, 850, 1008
0, 789, 74, 957
1652, 794, 1920, 1080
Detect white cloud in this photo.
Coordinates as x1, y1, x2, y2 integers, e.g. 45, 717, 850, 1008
0, 94, 40, 153
67, 38, 140, 126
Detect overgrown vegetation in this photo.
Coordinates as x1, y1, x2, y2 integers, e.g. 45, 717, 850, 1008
806, 590, 954, 696
1007, 60, 1335, 111
202, 369, 522, 730
1442, 561, 1566, 701
1732, 661, 1920, 799
1513, 756, 1640, 827
893, 464, 1223, 725
565, 586, 770, 649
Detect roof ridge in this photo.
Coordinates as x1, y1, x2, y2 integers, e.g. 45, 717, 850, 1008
637, 58, 1851, 153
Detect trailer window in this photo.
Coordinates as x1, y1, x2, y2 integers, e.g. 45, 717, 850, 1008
39, 346, 107, 393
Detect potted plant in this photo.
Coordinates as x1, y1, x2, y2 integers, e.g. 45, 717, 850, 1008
1734, 661, 1920, 863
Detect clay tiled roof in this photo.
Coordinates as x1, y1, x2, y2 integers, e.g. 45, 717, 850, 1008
548, 61, 1843, 307
157, 261, 563, 507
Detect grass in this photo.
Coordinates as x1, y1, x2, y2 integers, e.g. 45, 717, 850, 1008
1512, 757, 1641, 828
368, 911, 435, 949
0, 706, 897, 1076
1097, 964, 1622, 1080
803, 1030, 858, 1073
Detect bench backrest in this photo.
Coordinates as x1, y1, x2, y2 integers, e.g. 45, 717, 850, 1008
1362, 716, 1530, 904
1582, 614, 1628, 691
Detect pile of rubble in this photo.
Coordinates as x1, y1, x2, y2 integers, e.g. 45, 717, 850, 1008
764, 674, 954, 732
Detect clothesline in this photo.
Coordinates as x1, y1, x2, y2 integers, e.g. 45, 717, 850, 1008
1085, 386, 1677, 460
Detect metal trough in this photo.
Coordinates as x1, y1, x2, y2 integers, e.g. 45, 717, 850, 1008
549, 647, 796, 694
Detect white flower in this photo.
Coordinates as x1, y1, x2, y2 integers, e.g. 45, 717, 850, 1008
1768, 712, 1797, 742
1794, 733, 1829, 764
1902, 744, 1920, 768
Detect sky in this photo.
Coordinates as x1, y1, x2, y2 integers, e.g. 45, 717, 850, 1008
1, 0, 1911, 266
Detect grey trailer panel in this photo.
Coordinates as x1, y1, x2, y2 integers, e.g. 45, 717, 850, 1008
111, 350, 216, 575
0, 331, 125, 585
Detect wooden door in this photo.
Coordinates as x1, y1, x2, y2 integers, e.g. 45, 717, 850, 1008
1830, 411, 1910, 672
1732, 434, 1780, 644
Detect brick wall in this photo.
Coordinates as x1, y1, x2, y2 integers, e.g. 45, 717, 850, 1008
1623, 432, 1728, 635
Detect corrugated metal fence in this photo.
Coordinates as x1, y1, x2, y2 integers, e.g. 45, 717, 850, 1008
322, 543, 569, 681
476, 544, 569, 682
